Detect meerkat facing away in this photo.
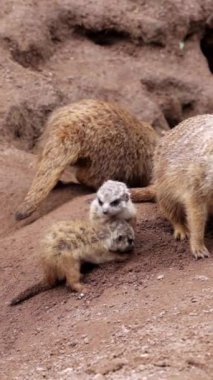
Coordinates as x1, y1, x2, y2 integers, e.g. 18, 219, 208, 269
90, 180, 137, 227
153, 114, 213, 259
10, 219, 135, 305
15, 99, 159, 220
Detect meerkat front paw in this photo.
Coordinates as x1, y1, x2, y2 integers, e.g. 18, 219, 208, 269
67, 282, 85, 293
173, 224, 189, 241
191, 244, 210, 259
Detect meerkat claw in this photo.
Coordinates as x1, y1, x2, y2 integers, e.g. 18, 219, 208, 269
173, 225, 189, 241
192, 246, 210, 259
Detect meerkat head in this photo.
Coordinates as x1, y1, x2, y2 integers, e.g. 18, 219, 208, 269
107, 220, 135, 253
90, 180, 134, 221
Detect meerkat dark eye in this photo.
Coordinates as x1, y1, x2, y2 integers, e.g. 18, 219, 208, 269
110, 199, 120, 207
98, 198, 103, 206
128, 238, 134, 244
123, 193, 129, 202
117, 235, 123, 242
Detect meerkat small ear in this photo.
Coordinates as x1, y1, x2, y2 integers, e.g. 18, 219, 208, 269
123, 192, 130, 202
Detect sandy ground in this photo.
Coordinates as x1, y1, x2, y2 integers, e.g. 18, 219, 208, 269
0, 1, 213, 379
0, 148, 213, 380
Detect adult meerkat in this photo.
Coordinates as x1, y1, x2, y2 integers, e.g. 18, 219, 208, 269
153, 114, 213, 259
15, 99, 159, 220
10, 219, 135, 305
90, 180, 137, 227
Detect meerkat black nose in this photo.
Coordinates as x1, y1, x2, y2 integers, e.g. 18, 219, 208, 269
103, 210, 108, 215
128, 238, 134, 245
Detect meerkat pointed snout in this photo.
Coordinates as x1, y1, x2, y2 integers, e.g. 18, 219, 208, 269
90, 180, 137, 227
154, 114, 213, 259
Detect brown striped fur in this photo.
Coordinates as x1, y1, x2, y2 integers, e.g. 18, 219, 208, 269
15, 99, 159, 220
10, 219, 135, 305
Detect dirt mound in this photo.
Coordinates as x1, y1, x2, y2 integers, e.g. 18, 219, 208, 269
0, 0, 212, 150
0, 1, 213, 379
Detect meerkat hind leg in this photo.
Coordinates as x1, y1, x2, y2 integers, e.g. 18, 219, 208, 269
43, 263, 58, 286
159, 195, 188, 241
185, 197, 210, 259
60, 252, 83, 292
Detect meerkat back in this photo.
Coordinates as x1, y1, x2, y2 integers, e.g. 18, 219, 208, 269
15, 99, 159, 220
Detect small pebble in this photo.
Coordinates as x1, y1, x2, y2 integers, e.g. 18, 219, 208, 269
77, 292, 85, 299
93, 374, 105, 380
157, 274, 164, 280
193, 275, 208, 281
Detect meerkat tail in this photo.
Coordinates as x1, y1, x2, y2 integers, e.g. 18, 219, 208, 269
130, 185, 156, 203
15, 140, 81, 220
10, 281, 53, 306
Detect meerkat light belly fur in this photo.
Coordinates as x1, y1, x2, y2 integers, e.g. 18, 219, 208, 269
154, 114, 213, 259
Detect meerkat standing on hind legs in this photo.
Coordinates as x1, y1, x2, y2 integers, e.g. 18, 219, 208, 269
10, 219, 135, 305
15, 99, 159, 220
90, 180, 137, 227
153, 114, 213, 259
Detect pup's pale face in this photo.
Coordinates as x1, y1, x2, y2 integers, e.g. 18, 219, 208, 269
94, 180, 130, 218
109, 222, 135, 252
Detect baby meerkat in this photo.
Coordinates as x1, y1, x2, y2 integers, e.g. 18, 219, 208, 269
10, 219, 135, 305
15, 99, 159, 220
90, 180, 137, 227
154, 114, 213, 259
